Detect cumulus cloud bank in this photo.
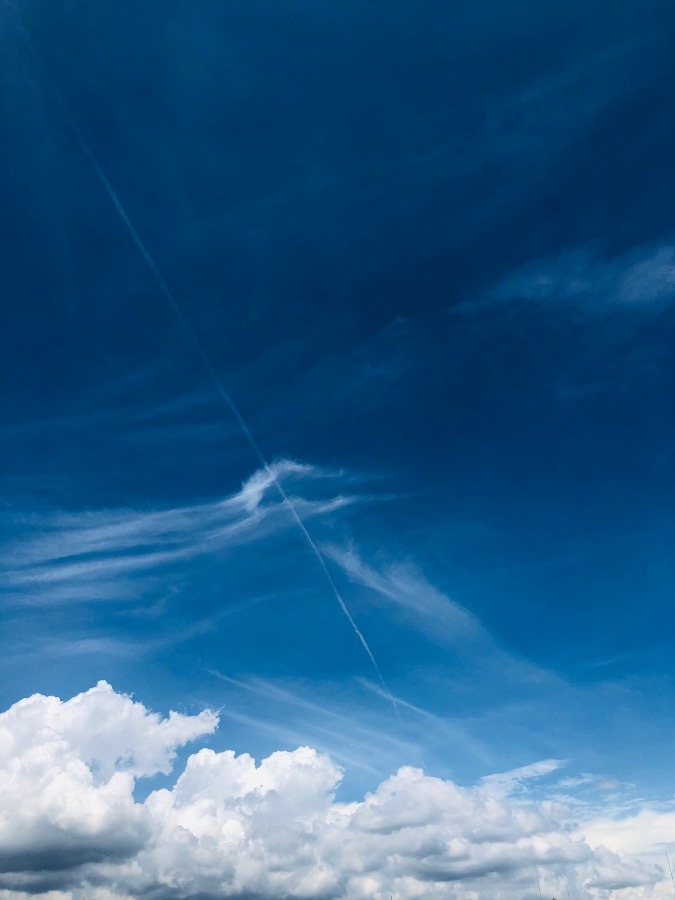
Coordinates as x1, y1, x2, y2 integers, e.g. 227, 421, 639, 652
0, 684, 669, 899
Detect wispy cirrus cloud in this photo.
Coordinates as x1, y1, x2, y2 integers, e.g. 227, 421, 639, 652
491, 243, 675, 310
455, 241, 675, 316
208, 671, 424, 778
324, 545, 500, 653
1, 461, 360, 607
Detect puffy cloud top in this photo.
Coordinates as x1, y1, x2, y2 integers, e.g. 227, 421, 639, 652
0, 684, 668, 898
0, 681, 218, 781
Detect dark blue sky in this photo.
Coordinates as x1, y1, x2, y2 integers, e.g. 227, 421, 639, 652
1, 0, 674, 801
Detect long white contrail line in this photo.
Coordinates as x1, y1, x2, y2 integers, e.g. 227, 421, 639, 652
28, 37, 399, 718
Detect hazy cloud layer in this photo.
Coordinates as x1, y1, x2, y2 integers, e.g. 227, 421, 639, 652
0, 684, 669, 899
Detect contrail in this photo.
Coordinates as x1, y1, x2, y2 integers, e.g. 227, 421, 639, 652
24, 30, 399, 718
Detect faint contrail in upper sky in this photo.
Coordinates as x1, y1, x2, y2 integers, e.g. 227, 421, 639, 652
24, 30, 399, 719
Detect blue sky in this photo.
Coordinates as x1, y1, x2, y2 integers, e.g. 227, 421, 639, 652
1, 1, 674, 896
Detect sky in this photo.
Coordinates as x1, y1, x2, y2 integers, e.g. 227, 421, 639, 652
0, 0, 674, 897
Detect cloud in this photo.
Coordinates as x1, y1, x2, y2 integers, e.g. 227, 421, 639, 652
0, 683, 670, 898
479, 759, 567, 800
324, 547, 483, 644
323, 547, 579, 720
582, 807, 675, 857
238, 460, 321, 512
1, 461, 357, 607
455, 242, 675, 315
0, 682, 216, 884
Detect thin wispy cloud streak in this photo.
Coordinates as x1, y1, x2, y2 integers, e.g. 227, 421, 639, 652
208, 671, 471, 776
454, 241, 675, 316
326, 546, 486, 644
2, 462, 354, 598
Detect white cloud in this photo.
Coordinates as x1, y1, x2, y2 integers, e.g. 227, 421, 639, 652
0, 683, 670, 898
478, 759, 567, 800
2, 461, 357, 606
0, 682, 216, 890
0, 680, 218, 781
582, 807, 675, 857
494, 243, 675, 309
324, 547, 483, 643
455, 242, 675, 316
239, 460, 320, 512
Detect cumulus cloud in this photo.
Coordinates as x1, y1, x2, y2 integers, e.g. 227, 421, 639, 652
0, 682, 216, 889
0, 683, 670, 898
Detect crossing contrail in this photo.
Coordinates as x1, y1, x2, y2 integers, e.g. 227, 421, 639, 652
25, 32, 399, 719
